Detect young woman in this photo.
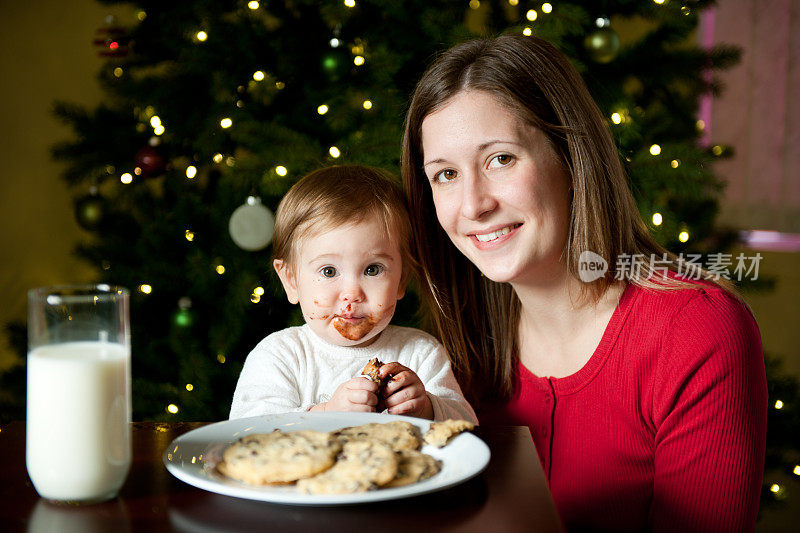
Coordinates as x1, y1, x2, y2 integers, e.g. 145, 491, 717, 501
402, 34, 766, 532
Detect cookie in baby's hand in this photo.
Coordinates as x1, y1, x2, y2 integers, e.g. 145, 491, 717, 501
423, 419, 475, 448
360, 357, 385, 386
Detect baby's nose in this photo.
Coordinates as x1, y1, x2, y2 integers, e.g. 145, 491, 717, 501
340, 281, 366, 302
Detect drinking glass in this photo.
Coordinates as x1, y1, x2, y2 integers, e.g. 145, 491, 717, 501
26, 284, 131, 504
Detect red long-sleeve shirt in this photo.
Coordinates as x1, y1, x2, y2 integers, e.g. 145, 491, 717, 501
480, 282, 767, 532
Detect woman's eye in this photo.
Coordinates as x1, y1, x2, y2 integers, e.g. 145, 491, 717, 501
364, 264, 384, 276
488, 154, 514, 169
432, 168, 457, 183
320, 266, 337, 278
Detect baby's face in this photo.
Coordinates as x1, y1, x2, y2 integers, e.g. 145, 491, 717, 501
276, 217, 405, 347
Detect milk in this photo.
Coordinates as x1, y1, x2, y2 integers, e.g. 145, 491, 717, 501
26, 341, 131, 502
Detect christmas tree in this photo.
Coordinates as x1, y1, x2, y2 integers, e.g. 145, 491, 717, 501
3, 0, 740, 419
3, 0, 797, 511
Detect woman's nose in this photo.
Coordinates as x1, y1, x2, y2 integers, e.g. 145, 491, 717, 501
460, 171, 496, 220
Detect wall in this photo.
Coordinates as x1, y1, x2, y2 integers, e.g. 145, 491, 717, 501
705, 0, 800, 378
0, 1, 133, 369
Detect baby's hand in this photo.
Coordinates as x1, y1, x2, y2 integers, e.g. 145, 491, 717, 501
320, 377, 380, 413
379, 363, 433, 420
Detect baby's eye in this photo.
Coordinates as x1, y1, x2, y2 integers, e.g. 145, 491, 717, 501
487, 154, 514, 169
320, 266, 337, 278
364, 264, 384, 276
432, 168, 457, 183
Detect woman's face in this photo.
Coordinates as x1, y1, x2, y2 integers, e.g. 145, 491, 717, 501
420, 90, 572, 285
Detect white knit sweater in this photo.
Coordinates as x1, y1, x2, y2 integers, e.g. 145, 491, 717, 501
229, 324, 477, 423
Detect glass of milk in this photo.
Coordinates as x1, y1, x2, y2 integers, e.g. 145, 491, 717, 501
26, 284, 131, 504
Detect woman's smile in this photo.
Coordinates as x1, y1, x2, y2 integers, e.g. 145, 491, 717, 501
469, 223, 523, 246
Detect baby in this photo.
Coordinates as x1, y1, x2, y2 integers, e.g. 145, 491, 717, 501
229, 165, 477, 423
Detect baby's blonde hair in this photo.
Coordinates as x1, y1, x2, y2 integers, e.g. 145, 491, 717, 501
272, 165, 414, 284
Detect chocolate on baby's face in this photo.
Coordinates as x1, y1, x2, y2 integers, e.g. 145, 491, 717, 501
281, 218, 405, 347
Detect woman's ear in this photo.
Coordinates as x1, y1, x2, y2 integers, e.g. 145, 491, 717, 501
273, 259, 299, 304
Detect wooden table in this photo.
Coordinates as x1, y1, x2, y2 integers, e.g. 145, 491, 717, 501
0, 422, 563, 532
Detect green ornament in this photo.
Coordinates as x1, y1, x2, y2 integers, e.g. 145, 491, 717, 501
323, 54, 339, 72
172, 297, 195, 328
75, 188, 106, 230
585, 26, 620, 64
321, 49, 348, 79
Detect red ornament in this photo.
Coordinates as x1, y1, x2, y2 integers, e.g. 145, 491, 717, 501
134, 146, 165, 177
94, 15, 130, 58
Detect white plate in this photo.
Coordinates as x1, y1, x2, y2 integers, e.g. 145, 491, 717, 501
162, 412, 490, 505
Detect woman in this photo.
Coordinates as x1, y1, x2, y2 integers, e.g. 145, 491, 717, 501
402, 35, 766, 532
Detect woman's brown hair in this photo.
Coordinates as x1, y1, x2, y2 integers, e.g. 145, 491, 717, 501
402, 34, 733, 407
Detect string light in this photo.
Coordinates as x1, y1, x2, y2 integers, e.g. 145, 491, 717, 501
469, 0, 480, 9
653, 0, 666, 4
213, 153, 224, 163
196, 31, 207, 42
149, 116, 161, 128
509, 0, 518, 5
542, 3, 552, 13
185, 230, 195, 242
217, 353, 227, 364
134, 167, 142, 175
216, 264, 226, 275
652, 213, 663, 226
712, 145, 724, 156
775, 399, 784, 409
120, 173, 133, 184
166, 404, 179, 414
253, 70, 265, 81
275, 165, 288, 176
137, 11, 146, 21
344, 0, 356, 7
526, 9, 538, 21
330, 38, 341, 48
186, 165, 197, 179
354, 55, 365, 66
678, 231, 689, 243
275, 81, 285, 90
139, 284, 152, 294
113, 67, 123, 77
154, 125, 165, 135
696, 119, 706, 131
329, 146, 341, 158
793, 465, 800, 475
317, 104, 329, 115
186, 383, 194, 391
671, 159, 680, 168
611, 113, 623, 124
254, 286, 265, 296
522, 27, 532, 36
250, 294, 261, 303
362, 100, 373, 110
220, 118, 232, 128
248, 1, 259, 9
649, 144, 661, 156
